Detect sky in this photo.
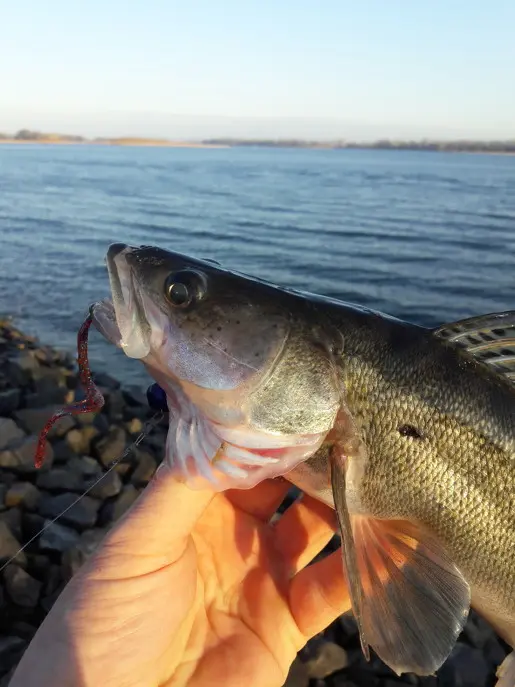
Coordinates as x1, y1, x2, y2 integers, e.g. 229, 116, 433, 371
1, 0, 514, 140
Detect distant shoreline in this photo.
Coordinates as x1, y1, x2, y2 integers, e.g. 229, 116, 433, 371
0, 130, 514, 154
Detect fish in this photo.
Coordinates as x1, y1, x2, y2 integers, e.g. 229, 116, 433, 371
92, 242, 515, 686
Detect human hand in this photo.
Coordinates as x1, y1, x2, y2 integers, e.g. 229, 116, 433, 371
9, 465, 350, 687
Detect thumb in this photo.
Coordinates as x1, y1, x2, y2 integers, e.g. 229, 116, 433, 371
87, 463, 217, 576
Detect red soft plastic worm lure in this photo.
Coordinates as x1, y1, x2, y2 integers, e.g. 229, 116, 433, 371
34, 307, 105, 468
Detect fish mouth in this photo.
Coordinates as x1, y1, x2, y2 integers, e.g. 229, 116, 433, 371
92, 243, 151, 359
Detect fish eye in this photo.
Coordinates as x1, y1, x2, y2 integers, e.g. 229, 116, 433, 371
164, 269, 206, 308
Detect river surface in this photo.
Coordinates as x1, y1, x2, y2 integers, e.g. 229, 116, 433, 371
1, 144, 514, 389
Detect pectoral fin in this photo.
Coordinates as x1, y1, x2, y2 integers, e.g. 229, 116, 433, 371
330, 453, 471, 676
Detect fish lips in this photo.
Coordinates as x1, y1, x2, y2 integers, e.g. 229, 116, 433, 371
93, 243, 152, 359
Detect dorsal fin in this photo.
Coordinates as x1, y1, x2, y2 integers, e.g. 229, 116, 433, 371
433, 311, 515, 384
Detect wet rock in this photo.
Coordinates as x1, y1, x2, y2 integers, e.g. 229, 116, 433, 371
300, 638, 348, 679
0, 521, 25, 566
38, 493, 100, 530
36, 467, 84, 492
0, 435, 54, 473
67, 455, 103, 478
438, 642, 489, 687
101, 484, 139, 523
0, 389, 21, 415
0, 417, 26, 450
65, 425, 99, 455
86, 469, 123, 499
93, 426, 127, 467
13, 406, 75, 438
5, 482, 41, 510
131, 449, 157, 486
38, 520, 80, 553
3, 564, 41, 607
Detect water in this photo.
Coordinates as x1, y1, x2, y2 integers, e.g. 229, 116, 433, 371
1, 144, 514, 389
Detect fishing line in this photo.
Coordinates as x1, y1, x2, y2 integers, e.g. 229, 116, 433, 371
0, 410, 164, 573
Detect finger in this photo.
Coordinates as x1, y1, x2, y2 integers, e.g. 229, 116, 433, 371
89, 464, 217, 576
273, 494, 337, 575
225, 478, 292, 521
288, 548, 350, 639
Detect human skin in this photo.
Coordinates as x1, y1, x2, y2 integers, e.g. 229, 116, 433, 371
9, 466, 351, 687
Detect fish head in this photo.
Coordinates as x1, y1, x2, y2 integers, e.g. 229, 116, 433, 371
93, 242, 341, 491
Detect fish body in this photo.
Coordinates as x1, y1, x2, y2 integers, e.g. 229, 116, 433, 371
93, 243, 515, 685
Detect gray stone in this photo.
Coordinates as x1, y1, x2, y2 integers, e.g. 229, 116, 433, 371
25, 386, 72, 408
36, 467, 84, 492
0, 417, 26, 450
0, 389, 21, 415
86, 469, 123, 499
13, 407, 75, 438
9, 621, 37, 641
65, 425, 99, 455
0, 635, 26, 664
102, 389, 125, 421
438, 642, 489, 687
38, 492, 100, 530
0, 508, 22, 540
283, 657, 310, 687
131, 449, 157, 486
3, 564, 41, 607
0, 484, 6, 510
125, 417, 143, 435
302, 638, 348, 679
5, 482, 41, 510
93, 426, 127, 467
0, 435, 54, 472
122, 385, 147, 407
92, 372, 120, 390
67, 455, 103, 478
62, 528, 107, 576
38, 520, 80, 553
102, 484, 139, 523
0, 521, 25, 566
4, 352, 40, 385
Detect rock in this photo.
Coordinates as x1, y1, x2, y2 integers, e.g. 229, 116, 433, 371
0, 635, 26, 666
67, 455, 103, 478
22, 513, 46, 542
300, 638, 348, 679
102, 389, 126, 421
0, 435, 54, 473
438, 642, 489, 687
0, 521, 25, 566
86, 469, 123, 499
123, 385, 147, 407
3, 564, 41, 607
25, 386, 73, 408
38, 493, 100, 530
0, 389, 21, 415
92, 372, 120, 390
13, 407, 75, 438
38, 521, 80, 553
4, 352, 40, 386
93, 426, 127, 467
0, 508, 22, 540
0, 484, 6, 510
65, 426, 99, 455
463, 610, 494, 650
5, 482, 41, 510
283, 656, 310, 687
131, 449, 157, 486
125, 417, 143, 435
36, 467, 84, 492
339, 613, 359, 642
9, 621, 37, 641
62, 528, 107, 576
0, 417, 26, 450
101, 484, 139, 523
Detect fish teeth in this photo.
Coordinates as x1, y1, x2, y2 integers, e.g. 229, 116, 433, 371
224, 443, 280, 466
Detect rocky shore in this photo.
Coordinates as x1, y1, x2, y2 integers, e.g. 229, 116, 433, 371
0, 317, 508, 686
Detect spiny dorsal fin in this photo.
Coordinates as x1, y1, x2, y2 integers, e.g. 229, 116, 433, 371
433, 311, 515, 383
